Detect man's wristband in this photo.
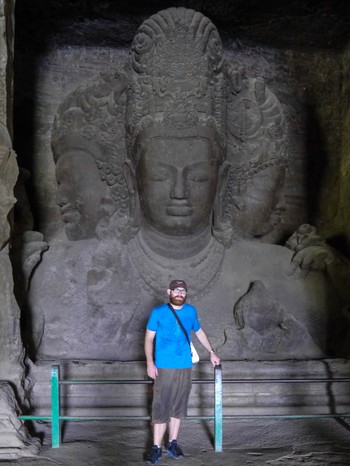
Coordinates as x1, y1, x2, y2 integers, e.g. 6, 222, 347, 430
209, 349, 215, 354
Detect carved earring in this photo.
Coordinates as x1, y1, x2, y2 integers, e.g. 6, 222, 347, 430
122, 160, 141, 233
212, 161, 232, 247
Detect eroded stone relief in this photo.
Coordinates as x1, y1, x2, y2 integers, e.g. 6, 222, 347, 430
0, 121, 40, 457
51, 70, 129, 241
23, 7, 349, 361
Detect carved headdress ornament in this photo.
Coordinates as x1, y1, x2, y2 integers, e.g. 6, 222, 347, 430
126, 7, 227, 161
227, 76, 289, 181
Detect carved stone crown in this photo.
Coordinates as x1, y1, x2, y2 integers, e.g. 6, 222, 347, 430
126, 7, 227, 158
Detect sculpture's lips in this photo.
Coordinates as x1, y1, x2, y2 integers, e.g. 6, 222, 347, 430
166, 205, 193, 216
61, 205, 79, 223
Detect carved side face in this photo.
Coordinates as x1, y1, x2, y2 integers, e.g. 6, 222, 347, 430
233, 164, 285, 238
247, 165, 285, 235
135, 136, 220, 236
55, 150, 108, 240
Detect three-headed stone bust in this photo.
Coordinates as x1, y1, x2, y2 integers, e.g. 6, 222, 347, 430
26, 8, 347, 361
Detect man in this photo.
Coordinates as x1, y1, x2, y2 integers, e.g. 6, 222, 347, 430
144, 279, 220, 464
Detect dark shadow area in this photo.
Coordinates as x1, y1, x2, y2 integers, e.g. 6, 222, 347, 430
322, 360, 350, 433
303, 103, 329, 225
328, 234, 350, 258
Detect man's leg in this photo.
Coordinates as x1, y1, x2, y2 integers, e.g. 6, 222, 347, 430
165, 369, 192, 459
145, 423, 166, 464
166, 417, 184, 459
146, 369, 173, 464
153, 422, 167, 446
168, 417, 181, 441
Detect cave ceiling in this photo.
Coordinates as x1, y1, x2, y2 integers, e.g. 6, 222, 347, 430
15, 0, 350, 51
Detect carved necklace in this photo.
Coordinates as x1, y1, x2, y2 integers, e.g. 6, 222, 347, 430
127, 230, 225, 302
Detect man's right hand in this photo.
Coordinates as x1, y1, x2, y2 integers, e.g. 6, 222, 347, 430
147, 362, 158, 379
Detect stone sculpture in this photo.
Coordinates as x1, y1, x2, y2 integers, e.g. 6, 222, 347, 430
0, 122, 18, 248
0, 121, 23, 375
224, 74, 288, 240
223, 280, 323, 359
26, 8, 348, 361
0, 122, 40, 457
51, 70, 129, 241
0, 383, 39, 458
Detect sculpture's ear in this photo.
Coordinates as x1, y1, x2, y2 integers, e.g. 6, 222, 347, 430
214, 160, 231, 225
217, 161, 231, 206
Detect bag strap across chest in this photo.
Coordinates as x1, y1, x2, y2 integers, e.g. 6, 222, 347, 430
167, 303, 191, 348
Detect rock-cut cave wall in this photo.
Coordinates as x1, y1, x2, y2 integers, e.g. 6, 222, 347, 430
6, 0, 350, 364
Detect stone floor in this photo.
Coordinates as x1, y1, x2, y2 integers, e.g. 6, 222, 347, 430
3, 417, 350, 465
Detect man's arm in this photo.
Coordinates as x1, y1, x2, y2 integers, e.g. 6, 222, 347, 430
144, 329, 158, 379
195, 328, 221, 367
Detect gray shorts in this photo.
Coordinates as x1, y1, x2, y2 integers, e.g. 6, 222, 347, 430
152, 368, 192, 424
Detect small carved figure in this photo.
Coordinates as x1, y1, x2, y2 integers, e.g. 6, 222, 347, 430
286, 223, 350, 294
286, 223, 340, 276
222, 280, 324, 359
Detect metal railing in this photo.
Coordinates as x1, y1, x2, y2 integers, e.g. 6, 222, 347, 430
19, 364, 223, 451
19, 364, 350, 452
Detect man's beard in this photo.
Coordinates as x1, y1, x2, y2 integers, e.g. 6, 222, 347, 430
170, 295, 186, 306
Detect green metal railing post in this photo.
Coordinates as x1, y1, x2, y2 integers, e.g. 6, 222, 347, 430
214, 364, 223, 452
51, 365, 61, 448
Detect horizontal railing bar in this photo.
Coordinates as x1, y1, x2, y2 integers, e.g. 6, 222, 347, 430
59, 379, 214, 385
18, 415, 215, 421
19, 416, 51, 421
59, 377, 350, 385
59, 415, 215, 421
221, 413, 350, 419
19, 413, 350, 422
60, 380, 152, 385
216, 378, 350, 383
59, 416, 152, 421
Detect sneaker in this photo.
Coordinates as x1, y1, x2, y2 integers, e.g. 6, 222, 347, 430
166, 440, 184, 459
145, 445, 162, 464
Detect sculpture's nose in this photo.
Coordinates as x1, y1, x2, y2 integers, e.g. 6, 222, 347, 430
171, 168, 188, 199
274, 199, 286, 213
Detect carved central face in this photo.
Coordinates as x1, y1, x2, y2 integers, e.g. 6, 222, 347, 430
136, 136, 219, 236
55, 150, 107, 240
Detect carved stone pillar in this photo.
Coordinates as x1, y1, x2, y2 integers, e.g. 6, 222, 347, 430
0, 0, 15, 132
0, 1, 40, 458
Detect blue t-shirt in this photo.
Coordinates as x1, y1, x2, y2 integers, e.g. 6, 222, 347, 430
146, 303, 201, 369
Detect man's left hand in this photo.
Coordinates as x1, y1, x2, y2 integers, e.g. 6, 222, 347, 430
210, 352, 221, 367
